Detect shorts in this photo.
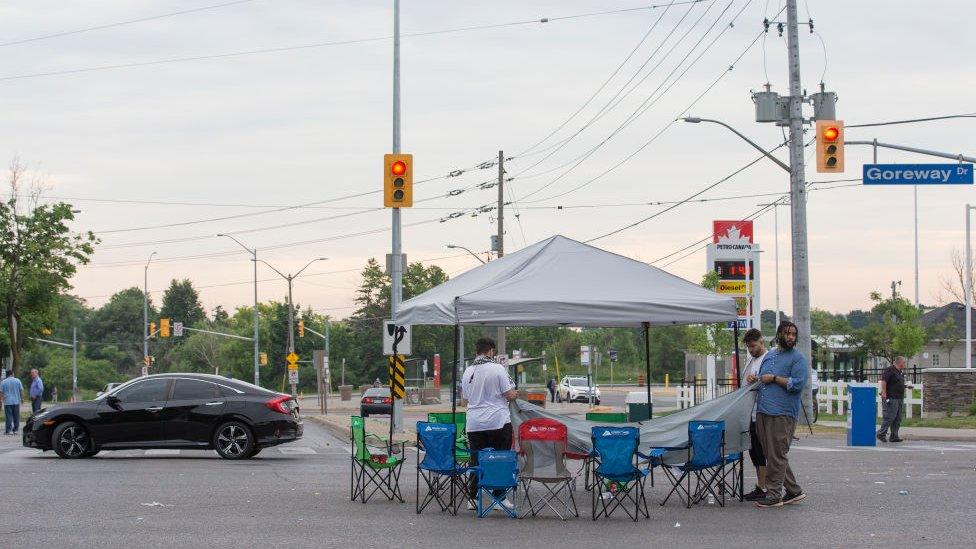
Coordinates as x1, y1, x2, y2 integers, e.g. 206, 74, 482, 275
748, 420, 766, 467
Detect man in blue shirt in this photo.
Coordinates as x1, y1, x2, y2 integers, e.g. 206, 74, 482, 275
0, 370, 25, 435
29, 369, 44, 413
754, 321, 808, 508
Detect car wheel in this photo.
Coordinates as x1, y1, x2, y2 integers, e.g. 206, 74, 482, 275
52, 421, 93, 459
595, 399, 601, 406
214, 421, 255, 460
362, 411, 369, 418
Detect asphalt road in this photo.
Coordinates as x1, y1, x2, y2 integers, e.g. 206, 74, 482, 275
1, 421, 973, 548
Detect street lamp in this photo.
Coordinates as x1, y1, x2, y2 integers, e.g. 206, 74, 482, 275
217, 234, 261, 386
446, 244, 487, 265
143, 251, 157, 367
256, 257, 328, 395
680, 117, 791, 173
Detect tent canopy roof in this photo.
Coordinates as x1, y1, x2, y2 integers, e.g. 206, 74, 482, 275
396, 235, 736, 327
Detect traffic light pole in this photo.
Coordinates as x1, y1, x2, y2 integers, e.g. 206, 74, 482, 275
143, 252, 156, 368
390, 0, 404, 433
785, 0, 814, 423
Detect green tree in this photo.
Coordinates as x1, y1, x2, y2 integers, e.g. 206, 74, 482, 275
810, 308, 853, 369
160, 279, 206, 327
929, 316, 960, 365
852, 291, 926, 365
687, 271, 734, 363
0, 159, 97, 374
85, 287, 154, 375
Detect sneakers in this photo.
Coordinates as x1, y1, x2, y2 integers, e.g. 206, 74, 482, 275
782, 491, 806, 505
889, 437, 904, 443
876, 432, 888, 443
497, 498, 516, 513
754, 494, 783, 508
743, 486, 768, 501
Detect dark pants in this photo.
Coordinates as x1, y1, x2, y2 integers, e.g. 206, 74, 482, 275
756, 413, 800, 498
4, 404, 20, 434
748, 421, 766, 468
878, 398, 903, 439
467, 422, 514, 499
31, 397, 42, 413
548, 388, 556, 402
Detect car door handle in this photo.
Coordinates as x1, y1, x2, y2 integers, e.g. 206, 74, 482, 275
204, 401, 224, 406
146, 406, 163, 412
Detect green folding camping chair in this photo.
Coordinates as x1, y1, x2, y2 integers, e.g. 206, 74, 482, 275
350, 415, 405, 504
427, 412, 470, 463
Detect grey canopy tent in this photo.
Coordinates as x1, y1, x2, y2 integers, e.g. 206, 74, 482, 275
395, 235, 739, 422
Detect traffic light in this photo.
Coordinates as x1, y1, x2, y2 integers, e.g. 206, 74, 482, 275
816, 120, 844, 173
298, 319, 305, 338
383, 153, 413, 207
260, 352, 268, 366
160, 318, 171, 338
149, 321, 156, 336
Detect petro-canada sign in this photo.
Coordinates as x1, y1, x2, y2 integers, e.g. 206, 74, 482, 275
713, 220, 754, 251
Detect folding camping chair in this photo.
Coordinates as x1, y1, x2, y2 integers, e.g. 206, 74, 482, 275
350, 415, 405, 504
577, 412, 630, 492
589, 426, 649, 522
517, 418, 579, 520
416, 422, 473, 515
475, 448, 519, 518
427, 412, 470, 463
656, 420, 735, 508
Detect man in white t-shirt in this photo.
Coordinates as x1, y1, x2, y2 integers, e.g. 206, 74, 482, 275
461, 337, 517, 509
741, 328, 769, 501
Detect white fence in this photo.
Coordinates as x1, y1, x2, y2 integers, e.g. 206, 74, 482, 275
676, 379, 925, 419
816, 380, 924, 419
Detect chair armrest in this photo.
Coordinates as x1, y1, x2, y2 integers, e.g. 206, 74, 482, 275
649, 442, 691, 452
637, 448, 667, 460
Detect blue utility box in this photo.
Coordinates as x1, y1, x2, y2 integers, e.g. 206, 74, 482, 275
847, 382, 877, 446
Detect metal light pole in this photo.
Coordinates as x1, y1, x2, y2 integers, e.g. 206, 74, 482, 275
390, 0, 405, 434
256, 257, 327, 396
218, 234, 261, 386
967, 204, 973, 369
143, 251, 157, 366
72, 327, 78, 401
446, 244, 487, 265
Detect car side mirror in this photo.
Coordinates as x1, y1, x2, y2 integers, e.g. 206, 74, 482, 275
106, 395, 121, 408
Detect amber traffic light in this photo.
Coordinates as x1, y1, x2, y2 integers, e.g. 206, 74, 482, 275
160, 318, 171, 338
816, 120, 844, 173
384, 153, 413, 207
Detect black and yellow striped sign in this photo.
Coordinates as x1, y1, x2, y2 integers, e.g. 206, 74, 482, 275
388, 354, 406, 399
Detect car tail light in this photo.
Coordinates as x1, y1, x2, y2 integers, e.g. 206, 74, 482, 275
361, 396, 370, 404
382, 397, 392, 404
265, 394, 294, 415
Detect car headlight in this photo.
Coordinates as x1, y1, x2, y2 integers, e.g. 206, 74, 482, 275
33, 409, 49, 419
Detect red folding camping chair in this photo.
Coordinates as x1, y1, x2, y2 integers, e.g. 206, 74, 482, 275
517, 418, 579, 520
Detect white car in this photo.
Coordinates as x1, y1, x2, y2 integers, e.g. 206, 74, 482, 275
557, 376, 600, 405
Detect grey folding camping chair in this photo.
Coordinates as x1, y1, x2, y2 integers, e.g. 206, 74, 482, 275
517, 418, 579, 520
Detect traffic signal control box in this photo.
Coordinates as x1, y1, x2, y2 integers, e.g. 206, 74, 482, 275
384, 153, 413, 207
816, 120, 844, 173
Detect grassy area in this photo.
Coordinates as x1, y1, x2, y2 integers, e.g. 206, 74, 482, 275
817, 412, 976, 429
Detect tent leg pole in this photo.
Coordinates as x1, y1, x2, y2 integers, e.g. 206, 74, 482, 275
452, 323, 459, 426
643, 322, 651, 416
733, 322, 741, 389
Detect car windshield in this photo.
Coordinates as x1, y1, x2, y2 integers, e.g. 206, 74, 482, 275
364, 388, 390, 397
568, 379, 590, 387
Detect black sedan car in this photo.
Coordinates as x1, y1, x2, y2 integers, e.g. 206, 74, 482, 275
23, 373, 302, 460
359, 387, 392, 417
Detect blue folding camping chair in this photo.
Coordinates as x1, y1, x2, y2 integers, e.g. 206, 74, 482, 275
416, 422, 473, 515
655, 420, 735, 508
589, 426, 649, 522
475, 448, 519, 518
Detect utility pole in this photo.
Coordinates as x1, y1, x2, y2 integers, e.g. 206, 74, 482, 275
143, 252, 156, 369
966, 203, 973, 369
784, 0, 813, 421
390, 0, 404, 432
72, 328, 78, 402
496, 150, 507, 358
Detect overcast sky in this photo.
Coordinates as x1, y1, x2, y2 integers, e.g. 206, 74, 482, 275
2, 0, 974, 320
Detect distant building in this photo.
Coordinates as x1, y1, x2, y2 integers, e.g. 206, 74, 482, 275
911, 302, 975, 369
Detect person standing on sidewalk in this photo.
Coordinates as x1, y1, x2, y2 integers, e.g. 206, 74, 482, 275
877, 356, 907, 443
29, 369, 44, 413
461, 337, 517, 511
754, 321, 808, 508
0, 371, 25, 435
547, 377, 557, 403
740, 328, 769, 501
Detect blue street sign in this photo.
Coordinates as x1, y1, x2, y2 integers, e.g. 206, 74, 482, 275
726, 319, 750, 330
863, 163, 973, 185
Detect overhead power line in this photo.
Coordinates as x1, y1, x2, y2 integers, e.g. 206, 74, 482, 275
0, 0, 259, 48
847, 113, 976, 128
0, 2, 707, 82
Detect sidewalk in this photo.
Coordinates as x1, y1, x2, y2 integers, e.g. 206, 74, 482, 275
817, 420, 976, 442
